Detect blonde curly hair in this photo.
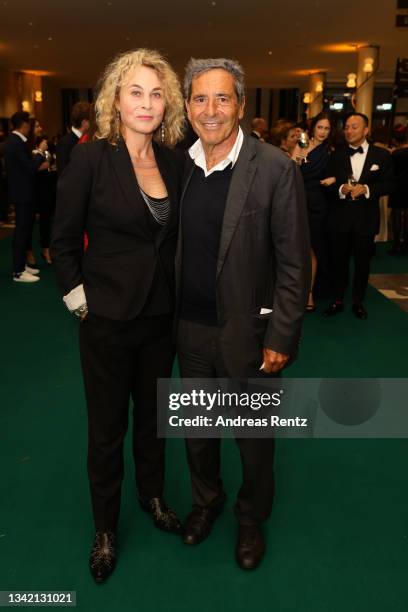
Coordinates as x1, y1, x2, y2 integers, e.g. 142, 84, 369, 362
94, 48, 185, 147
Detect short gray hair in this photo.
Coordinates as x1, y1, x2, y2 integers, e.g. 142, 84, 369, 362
184, 57, 245, 101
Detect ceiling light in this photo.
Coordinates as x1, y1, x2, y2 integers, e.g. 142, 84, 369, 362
303, 92, 311, 104
315, 80, 323, 93
22, 100, 31, 112
34, 90, 42, 102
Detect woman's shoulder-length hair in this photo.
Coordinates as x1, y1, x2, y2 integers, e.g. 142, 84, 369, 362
94, 48, 185, 147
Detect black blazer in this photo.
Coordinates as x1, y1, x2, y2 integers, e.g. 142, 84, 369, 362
176, 134, 311, 377
390, 147, 408, 209
325, 144, 395, 235
4, 133, 44, 203
51, 138, 183, 320
56, 132, 79, 176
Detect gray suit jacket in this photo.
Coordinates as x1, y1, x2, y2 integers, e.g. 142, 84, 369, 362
176, 133, 311, 377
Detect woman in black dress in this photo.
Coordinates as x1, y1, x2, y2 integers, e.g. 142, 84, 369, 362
293, 112, 334, 309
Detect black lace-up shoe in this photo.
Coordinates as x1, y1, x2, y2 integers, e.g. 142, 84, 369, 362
183, 505, 223, 545
236, 524, 265, 570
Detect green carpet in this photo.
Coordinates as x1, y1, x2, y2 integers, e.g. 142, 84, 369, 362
1, 237, 408, 611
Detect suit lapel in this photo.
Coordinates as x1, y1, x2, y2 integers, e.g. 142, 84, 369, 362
216, 134, 257, 278
359, 144, 375, 183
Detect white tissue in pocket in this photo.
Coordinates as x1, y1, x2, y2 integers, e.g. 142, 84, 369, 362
260, 308, 273, 315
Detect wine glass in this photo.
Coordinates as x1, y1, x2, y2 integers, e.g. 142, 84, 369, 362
295, 131, 310, 165
348, 173, 357, 200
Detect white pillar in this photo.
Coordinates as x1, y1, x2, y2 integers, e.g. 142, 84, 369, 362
307, 72, 325, 119
356, 45, 379, 124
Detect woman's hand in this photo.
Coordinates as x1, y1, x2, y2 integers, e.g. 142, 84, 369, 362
320, 177, 336, 187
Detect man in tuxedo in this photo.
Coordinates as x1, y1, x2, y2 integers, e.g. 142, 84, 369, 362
323, 113, 395, 319
176, 58, 310, 570
4, 111, 48, 282
56, 101, 90, 176
250, 117, 267, 141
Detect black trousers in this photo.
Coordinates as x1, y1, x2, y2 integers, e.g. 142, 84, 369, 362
12, 201, 36, 273
177, 318, 275, 525
330, 230, 375, 304
79, 312, 174, 532
27, 172, 57, 250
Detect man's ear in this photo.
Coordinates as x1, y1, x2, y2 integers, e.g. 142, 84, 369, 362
185, 99, 192, 122
238, 96, 246, 121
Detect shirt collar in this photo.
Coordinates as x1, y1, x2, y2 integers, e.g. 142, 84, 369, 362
189, 126, 244, 177
350, 139, 369, 152
12, 130, 27, 143
71, 127, 82, 139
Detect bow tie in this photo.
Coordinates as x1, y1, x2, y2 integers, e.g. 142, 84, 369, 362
348, 146, 364, 156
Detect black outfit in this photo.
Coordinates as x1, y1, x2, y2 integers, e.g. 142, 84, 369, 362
300, 141, 331, 295
56, 131, 79, 176
51, 138, 183, 531
176, 134, 310, 524
326, 144, 395, 304
250, 131, 261, 139
3, 133, 44, 273
389, 147, 408, 251
27, 165, 57, 251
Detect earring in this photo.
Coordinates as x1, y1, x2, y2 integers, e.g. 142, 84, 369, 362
161, 121, 165, 143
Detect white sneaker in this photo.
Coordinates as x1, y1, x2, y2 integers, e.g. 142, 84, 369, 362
13, 270, 40, 283
25, 264, 40, 275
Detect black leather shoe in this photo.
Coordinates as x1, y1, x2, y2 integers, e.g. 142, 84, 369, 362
323, 301, 344, 317
139, 497, 182, 534
352, 303, 368, 320
89, 531, 116, 584
236, 524, 265, 570
183, 505, 223, 545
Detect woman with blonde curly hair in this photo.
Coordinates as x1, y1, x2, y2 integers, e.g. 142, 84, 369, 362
51, 48, 185, 583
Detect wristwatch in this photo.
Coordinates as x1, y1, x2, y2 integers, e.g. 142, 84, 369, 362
73, 303, 88, 319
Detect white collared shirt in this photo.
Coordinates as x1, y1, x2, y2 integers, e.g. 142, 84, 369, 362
71, 126, 82, 139
339, 139, 370, 199
12, 130, 28, 143
189, 126, 244, 178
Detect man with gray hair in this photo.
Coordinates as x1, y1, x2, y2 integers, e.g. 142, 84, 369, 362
175, 58, 310, 569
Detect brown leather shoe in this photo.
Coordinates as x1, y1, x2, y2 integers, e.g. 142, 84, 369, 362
89, 531, 116, 584
183, 505, 223, 545
236, 524, 265, 570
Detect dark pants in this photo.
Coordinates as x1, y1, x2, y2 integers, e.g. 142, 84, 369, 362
79, 312, 174, 532
330, 230, 375, 304
12, 201, 36, 273
27, 171, 57, 250
177, 318, 275, 525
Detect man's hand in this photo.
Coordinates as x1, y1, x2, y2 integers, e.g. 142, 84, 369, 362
261, 348, 290, 374
39, 161, 49, 171
340, 183, 353, 196
350, 184, 368, 199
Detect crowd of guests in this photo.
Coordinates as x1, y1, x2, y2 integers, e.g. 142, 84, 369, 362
0, 102, 91, 281
251, 114, 408, 317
